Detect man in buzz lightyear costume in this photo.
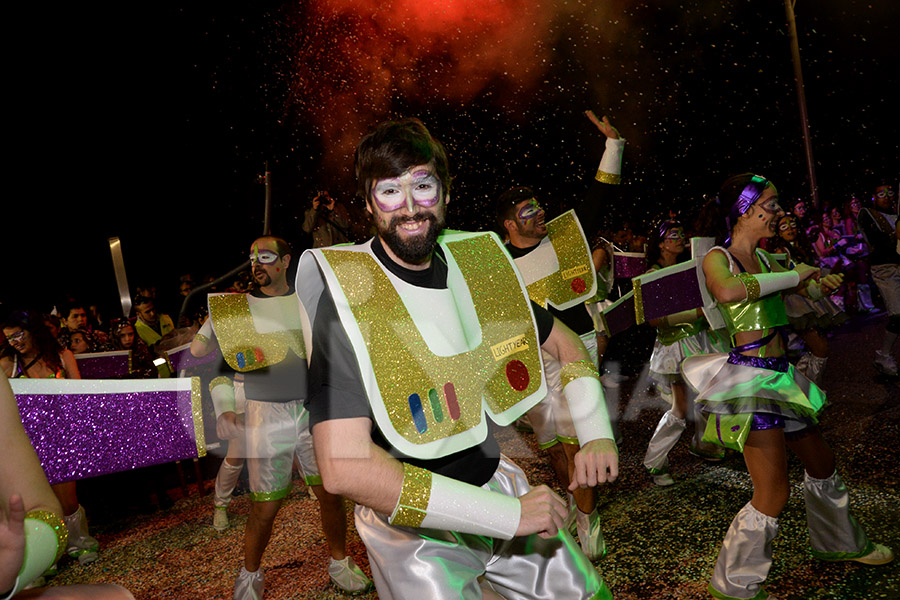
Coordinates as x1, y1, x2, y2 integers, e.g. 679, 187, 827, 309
297, 118, 618, 600
198, 236, 371, 599
494, 111, 624, 561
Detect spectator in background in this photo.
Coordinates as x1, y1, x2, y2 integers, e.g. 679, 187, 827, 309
110, 320, 157, 379
792, 197, 814, 234
87, 304, 107, 335
67, 329, 93, 355
58, 302, 109, 349
132, 296, 174, 351
858, 182, 900, 377
302, 190, 351, 248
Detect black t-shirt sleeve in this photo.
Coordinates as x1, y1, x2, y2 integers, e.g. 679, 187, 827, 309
531, 301, 554, 344
305, 284, 372, 429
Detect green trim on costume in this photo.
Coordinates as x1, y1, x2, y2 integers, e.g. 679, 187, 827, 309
191, 377, 206, 457
647, 466, 669, 476
250, 485, 292, 502
193, 332, 209, 345
707, 583, 769, 600
304, 475, 323, 486
736, 272, 761, 302
811, 541, 876, 561
556, 434, 579, 446
595, 169, 621, 185
560, 359, 600, 388
591, 579, 614, 600
538, 438, 561, 450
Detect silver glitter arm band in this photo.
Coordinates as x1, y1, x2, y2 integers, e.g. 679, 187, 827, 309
560, 360, 613, 445
389, 463, 521, 540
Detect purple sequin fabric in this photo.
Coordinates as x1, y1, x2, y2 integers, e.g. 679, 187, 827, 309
726, 351, 789, 373
16, 384, 200, 485
74, 352, 131, 379
751, 413, 785, 431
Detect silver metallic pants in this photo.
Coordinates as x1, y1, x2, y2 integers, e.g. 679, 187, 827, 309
355, 456, 611, 600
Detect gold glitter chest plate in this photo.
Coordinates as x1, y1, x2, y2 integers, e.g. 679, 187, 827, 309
208, 294, 306, 373
320, 233, 546, 458
521, 210, 597, 310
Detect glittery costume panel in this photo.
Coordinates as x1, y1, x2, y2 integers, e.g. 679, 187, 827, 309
682, 246, 826, 438
11, 378, 204, 484
516, 210, 597, 311
355, 455, 610, 600
302, 231, 547, 460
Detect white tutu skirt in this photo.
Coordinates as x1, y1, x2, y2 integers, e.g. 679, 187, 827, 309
784, 293, 848, 331
649, 330, 722, 379
681, 353, 826, 423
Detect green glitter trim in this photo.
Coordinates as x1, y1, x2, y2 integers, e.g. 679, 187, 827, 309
633, 278, 645, 324
707, 583, 769, 600
250, 485, 292, 502
595, 169, 621, 185
390, 463, 431, 528
538, 438, 561, 450
191, 377, 206, 457
737, 272, 761, 302
304, 475, 323, 486
560, 360, 600, 388
209, 376, 232, 392
193, 332, 209, 345
25, 510, 67, 563
810, 541, 876, 561
556, 434, 579, 446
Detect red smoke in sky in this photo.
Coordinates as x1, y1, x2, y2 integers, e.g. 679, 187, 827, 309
284, 0, 559, 175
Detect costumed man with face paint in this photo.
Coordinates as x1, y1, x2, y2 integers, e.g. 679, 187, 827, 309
493, 110, 623, 561
296, 119, 619, 600
191, 236, 371, 600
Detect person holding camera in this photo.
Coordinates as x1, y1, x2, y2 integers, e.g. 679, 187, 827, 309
302, 191, 351, 248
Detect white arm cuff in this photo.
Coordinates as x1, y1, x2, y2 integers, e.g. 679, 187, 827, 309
2, 518, 59, 600
210, 378, 236, 418
738, 270, 800, 301
595, 137, 625, 183
389, 466, 521, 540
806, 280, 825, 301
564, 375, 614, 445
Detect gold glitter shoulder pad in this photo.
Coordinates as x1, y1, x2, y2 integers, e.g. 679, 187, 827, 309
519, 210, 597, 311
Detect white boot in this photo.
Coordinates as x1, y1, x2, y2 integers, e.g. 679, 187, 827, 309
804, 471, 886, 562
642, 410, 686, 486
709, 502, 778, 600
213, 460, 244, 531
575, 507, 606, 561
63, 505, 99, 564
804, 354, 827, 387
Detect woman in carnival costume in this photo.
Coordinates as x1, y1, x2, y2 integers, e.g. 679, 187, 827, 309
1, 312, 100, 569
641, 220, 725, 487
682, 174, 893, 600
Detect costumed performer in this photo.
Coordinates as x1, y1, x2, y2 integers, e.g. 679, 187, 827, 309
682, 173, 893, 600
297, 118, 619, 599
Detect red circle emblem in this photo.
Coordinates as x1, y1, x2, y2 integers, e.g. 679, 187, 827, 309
571, 278, 586, 294
506, 360, 530, 391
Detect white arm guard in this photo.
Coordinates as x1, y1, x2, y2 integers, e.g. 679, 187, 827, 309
1, 514, 65, 600
595, 137, 625, 184
560, 360, 614, 445
209, 376, 236, 418
736, 270, 800, 302
389, 463, 521, 540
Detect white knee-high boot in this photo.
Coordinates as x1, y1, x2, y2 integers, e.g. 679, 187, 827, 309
642, 409, 686, 474
803, 471, 870, 559
215, 460, 244, 508
709, 502, 778, 600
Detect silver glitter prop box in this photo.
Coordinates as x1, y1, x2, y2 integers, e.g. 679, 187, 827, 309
11, 378, 205, 485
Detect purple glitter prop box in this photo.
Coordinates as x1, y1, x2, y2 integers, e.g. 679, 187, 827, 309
75, 350, 131, 379
11, 378, 205, 485
632, 260, 704, 324
166, 341, 220, 373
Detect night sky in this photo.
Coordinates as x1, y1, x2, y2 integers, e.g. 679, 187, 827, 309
5, 0, 898, 317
